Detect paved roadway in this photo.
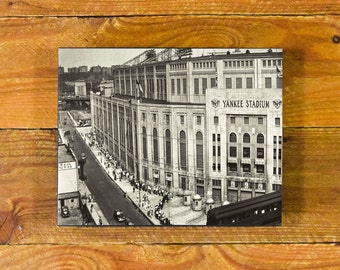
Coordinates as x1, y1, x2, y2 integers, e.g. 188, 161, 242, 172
59, 110, 152, 226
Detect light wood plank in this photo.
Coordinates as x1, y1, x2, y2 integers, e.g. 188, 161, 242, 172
0, 244, 340, 270
0, 0, 339, 16
0, 128, 339, 244
0, 16, 339, 128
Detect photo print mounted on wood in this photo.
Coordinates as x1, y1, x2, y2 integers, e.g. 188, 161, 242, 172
57, 48, 282, 226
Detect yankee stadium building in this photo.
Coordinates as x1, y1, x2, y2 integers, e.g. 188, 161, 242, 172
91, 49, 282, 204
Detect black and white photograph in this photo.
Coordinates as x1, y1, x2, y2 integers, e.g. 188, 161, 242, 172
57, 48, 283, 226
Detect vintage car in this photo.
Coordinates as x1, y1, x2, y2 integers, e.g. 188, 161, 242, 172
61, 205, 70, 218
113, 209, 126, 222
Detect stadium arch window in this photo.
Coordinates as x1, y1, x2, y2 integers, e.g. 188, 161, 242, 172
229, 132, 237, 143
196, 132, 204, 170
243, 133, 250, 143
165, 129, 171, 165
179, 131, 187, 170
142, 127, 148, 159
153, 128, 159, 163
257, 134, 264, 144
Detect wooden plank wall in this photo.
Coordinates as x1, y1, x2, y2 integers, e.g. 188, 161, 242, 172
0, 1, 339, 269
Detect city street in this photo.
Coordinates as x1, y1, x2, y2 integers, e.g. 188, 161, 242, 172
59, 111, 152, 226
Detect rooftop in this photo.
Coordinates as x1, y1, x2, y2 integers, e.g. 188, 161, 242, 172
58, 144, 76, 163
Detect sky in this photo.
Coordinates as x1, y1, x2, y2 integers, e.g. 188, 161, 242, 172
58, 48, 281, 70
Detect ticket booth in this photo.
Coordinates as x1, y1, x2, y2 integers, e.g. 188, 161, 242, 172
183, 190, 191, 206
192, 194, 202, 211
205, 198, 215, 214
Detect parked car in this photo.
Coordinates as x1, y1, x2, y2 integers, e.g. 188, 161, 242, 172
61, 206, 70, 218
113, 209, 126, 222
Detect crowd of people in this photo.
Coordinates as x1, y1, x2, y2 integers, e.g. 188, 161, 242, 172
85, 131, 173, 225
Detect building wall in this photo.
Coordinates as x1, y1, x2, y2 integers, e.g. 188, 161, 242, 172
58, 161, 78, 194
79, 66, 88, 73
75, 81, 86, 96
205, 87, 282, 203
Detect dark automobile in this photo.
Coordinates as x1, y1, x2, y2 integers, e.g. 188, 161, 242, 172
113, 209, 126, 222
61, 206, 70, 218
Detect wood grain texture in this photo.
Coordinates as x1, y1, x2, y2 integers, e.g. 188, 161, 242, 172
1, 0, 340, 16
1, 128, 339, 245
1, 244, 340, 270
0, 16, 339, 128
1, 1, 340, 267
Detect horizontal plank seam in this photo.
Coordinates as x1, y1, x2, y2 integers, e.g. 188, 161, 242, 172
5, 242, 340, 246
0, 13, 339, 19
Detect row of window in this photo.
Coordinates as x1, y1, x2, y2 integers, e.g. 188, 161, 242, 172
217, 116, 279, 126
171, 78, 187, 95
230, 116, 264, 125
113, 77, 168, 100
228, 163, 282, 176
273, 167, 282, 175
229, 147, 267, 159
170, 77, 217, 96
170, 63, 186, 70
224, 60, 254, 69
262, 59, 282, 68
229, 133, 264, 144
225, 76, 282, 89
193, 61, 216, 69
142, 128, 204, 170
149, 113, 279, 128
228, 181, 265, 190
273, 136, 282, 144
227, 163, 265, 173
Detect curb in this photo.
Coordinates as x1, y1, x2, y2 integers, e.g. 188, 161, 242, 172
76, 126, 157, 225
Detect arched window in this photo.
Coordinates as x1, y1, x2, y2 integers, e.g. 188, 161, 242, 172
243, 133, 250, 143
165, 129, 171, 165
142, 127, 147, 159
180, 131, 187, 170
153, 128, 159, 163
230, 132, 237, 143
196, 132, 204, 169
257, 134, 264, 144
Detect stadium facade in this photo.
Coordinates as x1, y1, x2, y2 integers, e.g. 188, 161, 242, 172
91, 49, 282, 203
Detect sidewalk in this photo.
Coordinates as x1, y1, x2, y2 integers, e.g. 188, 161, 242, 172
76, 125, 207, 226
78, 180, 109, 226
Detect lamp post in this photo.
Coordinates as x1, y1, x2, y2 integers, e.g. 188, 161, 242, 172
79, 153, 87, 181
